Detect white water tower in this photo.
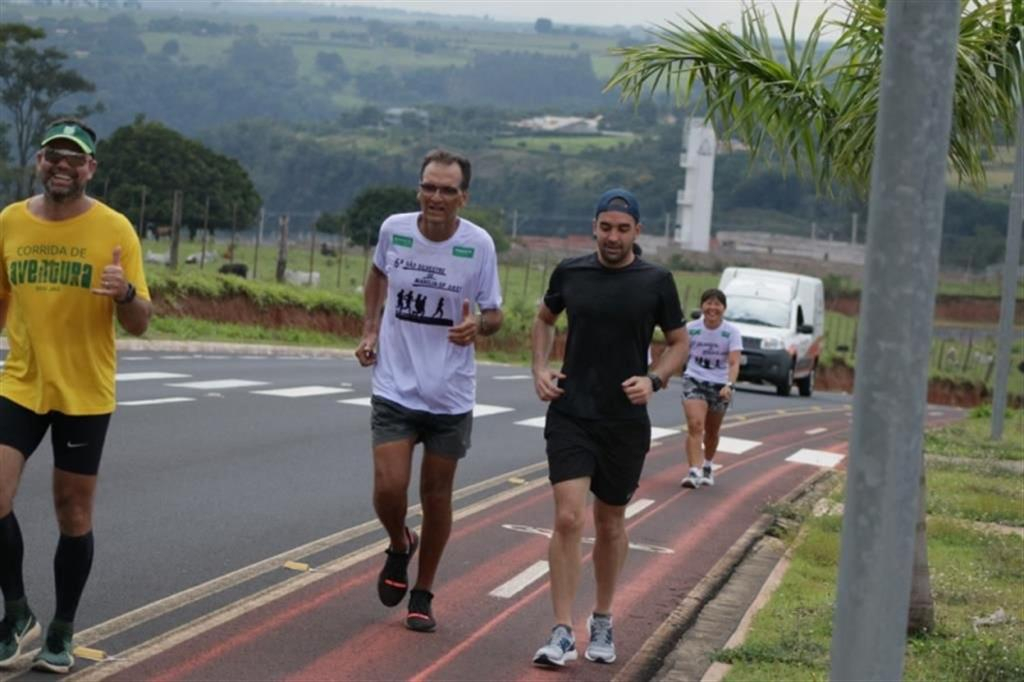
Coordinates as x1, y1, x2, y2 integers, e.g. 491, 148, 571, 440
675, 118, 716, 252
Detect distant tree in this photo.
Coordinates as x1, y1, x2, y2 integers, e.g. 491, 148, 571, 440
315, 51, 349, 84
0, 23, 101, 197
534, 18, 553, 34
93, 117, 261, 234
461, 205, 510, 253
345, 186, 417, 250
225, 37, 298, 86
315, 210, 346, 236
160, 39, 180, 57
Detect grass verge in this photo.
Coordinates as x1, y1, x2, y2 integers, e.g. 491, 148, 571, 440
716, 411, 1024, 681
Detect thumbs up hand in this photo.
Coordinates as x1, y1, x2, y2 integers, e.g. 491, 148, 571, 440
91, 246, 130, 301
447, 298, 478, 347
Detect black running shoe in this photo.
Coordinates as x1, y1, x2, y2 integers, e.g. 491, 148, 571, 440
377, 527, 419, 607
405, 589, 436, 632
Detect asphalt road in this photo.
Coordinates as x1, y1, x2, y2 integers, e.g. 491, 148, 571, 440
0, 349, 962, 680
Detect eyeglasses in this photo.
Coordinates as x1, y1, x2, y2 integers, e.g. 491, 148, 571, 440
419, 182, 461, 198
42, 147, 90, 168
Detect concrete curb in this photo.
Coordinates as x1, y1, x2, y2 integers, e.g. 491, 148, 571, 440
614, 468, 836, 682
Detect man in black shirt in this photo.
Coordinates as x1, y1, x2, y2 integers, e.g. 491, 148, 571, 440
530, 188, 688, 667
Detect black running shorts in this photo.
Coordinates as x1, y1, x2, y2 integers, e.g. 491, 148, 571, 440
370, 395, 473, 460
0, 396, 111, 475
544, 408, 651, 506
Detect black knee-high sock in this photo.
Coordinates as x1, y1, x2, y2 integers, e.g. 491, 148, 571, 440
53, 532, 94, 625
0, 512, 26, 602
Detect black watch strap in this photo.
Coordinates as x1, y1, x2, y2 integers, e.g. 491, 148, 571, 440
116, 282, 137, 305
648, 373, 663, 392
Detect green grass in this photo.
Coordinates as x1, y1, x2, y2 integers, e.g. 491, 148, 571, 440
924, 406, 1024, 461
145, 315, 356, 348
927, 463, 1024, 526
491, 134, 635, 155
718, 464, 1024, 681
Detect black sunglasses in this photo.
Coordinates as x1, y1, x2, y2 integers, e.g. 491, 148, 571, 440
42, 147, 91, 168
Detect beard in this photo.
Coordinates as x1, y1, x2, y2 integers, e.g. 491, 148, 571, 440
41, 170, 85, 204
598, 242, 630, 265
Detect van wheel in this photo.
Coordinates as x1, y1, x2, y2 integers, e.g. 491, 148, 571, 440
776, 364, 794, 396
797, 367, 815, 397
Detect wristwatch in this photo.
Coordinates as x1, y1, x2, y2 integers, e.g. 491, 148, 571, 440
116, 282, 137, 305
725, 381, 735, 390
648, 373, 663, 392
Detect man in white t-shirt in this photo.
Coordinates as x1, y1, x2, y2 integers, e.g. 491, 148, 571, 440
356, 149, 503, 633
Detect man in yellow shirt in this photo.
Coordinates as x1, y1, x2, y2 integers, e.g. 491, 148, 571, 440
0, 118, 151, 674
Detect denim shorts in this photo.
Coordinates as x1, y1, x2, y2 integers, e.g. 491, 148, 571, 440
681, 375, 732, 414
370, 395, 472, 460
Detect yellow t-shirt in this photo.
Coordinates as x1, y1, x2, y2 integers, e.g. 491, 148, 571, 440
0, 198, 150, 415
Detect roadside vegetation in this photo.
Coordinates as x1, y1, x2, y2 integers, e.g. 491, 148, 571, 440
716, 407, 1024, 681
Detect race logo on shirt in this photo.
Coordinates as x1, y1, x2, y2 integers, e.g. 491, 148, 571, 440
392, 234, 414, 248
452, 246, 475, 258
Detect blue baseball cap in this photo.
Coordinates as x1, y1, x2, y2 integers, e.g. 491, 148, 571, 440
594, 188, 640, 223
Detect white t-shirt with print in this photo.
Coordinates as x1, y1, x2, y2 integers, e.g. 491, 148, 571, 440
371, 212, 502, 414
684, 318, 743, 384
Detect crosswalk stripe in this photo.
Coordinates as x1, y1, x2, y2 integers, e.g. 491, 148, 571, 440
517, 416, 679, 441
624, 498, 655, 519
786, 448, 845, 468
167, 379, 269, 390
338, 397, 514, 418
490, 561, 550, 599
805, 427, 827, 435
116, 372, 191, 382
493, 375, 531, 381
716, 436, 761, 454
252, 386, 353, 398
119, 397, 196, 407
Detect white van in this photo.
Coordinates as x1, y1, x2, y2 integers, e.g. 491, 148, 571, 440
717, 267, 825, 396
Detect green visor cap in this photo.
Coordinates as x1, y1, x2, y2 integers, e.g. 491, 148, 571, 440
40, 123, 95, 155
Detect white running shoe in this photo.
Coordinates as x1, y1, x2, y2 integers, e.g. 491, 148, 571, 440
533, 625, 577, 667
701, 465, 715, 486
585, 614, 616, 663
681, 470, 701, 488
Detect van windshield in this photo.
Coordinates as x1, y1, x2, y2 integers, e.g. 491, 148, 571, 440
724, 295, 791, 328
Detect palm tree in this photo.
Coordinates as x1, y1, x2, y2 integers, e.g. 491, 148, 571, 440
607, 0, 1020, 639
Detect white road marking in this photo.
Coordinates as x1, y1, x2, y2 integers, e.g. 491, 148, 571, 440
121, 356, 153, 361
167, 379, 269, 390
501, 524, 673, 554
338, 398, 513, 418
116, 372, 191, 382
805, 427, 828, 435
786, 448, 845, 468
118, 397, 196, 407
515, 416, 548, 428
517, 416, 679, 441
716, 436, 761, 454
473, 404, 514, 417
624, 498, 655, 519
490, 560, 549, 599
160, 355, 191, 360
240, 356, 266, 360
493, 375, 532, 381
252, 386, 353, 398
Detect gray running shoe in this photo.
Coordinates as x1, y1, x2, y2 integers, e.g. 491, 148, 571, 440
585, 614, 616, 663
533, 624, 577, 667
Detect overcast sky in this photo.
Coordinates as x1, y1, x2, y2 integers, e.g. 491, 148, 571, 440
341, 1, 843, 34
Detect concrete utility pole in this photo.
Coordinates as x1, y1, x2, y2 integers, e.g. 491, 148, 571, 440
829, 3, 960, 681
990, 105, 1023, 440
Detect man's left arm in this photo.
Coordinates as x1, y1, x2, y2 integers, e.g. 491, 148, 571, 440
650, 326, 689, 388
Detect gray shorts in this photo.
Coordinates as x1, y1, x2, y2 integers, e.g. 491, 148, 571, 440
370, 395, 473, 460
682, 375, 731, 414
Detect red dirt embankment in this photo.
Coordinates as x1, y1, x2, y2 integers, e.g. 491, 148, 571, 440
830, 293, 1024, 325
152, 292, 1020, 408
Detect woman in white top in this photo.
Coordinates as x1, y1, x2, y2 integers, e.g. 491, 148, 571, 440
680, 288, 742, 489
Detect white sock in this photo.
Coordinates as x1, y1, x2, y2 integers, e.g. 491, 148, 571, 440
690, 467, 701, 476
704, 459, 714, 469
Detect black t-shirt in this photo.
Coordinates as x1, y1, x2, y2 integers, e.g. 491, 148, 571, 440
544, 253, 684, 421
